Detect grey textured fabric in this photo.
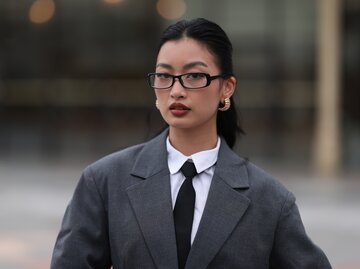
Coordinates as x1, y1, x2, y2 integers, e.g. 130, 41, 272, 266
51, 129, 332, 269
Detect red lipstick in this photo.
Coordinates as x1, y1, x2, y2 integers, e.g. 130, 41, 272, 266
169, 102, 190, 117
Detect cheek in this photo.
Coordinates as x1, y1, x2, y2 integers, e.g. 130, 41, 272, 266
155, 91, 167, 105
202, 90, 222, 108
155, 92, 170, 119
194, 93, 221, 117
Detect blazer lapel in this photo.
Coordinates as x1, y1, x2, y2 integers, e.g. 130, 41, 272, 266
125, 132, 251, 269
126, 130, 178, 269
186, 140, 251, 269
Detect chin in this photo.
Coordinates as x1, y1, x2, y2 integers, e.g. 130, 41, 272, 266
165, 118, 192, 129
167, 121, 192, 130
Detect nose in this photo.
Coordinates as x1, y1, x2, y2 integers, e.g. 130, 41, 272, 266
170, 78, 186, 99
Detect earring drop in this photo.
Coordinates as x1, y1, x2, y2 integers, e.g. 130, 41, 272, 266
218, 98, 231, 111
155, 100, 159, 109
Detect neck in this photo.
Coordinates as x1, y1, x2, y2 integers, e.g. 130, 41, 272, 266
169, 127, 218, 156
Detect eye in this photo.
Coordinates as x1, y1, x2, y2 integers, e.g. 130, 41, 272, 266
156, 73, 172, 79
185, 73, 207, 80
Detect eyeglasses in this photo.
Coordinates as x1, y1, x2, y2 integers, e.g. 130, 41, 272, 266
147, 72, 230, 90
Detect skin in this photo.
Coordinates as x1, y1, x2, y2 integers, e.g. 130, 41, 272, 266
155, 37, 236, 156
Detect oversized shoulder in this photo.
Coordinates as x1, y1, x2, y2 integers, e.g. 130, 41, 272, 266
216, 140, 294, 206
243, 160, 295, 209
80, 130, 169, 189
76, 143, 148, 193
85, 143, 147, 176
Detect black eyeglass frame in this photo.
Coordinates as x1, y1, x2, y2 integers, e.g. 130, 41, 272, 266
147, 72, 233, 90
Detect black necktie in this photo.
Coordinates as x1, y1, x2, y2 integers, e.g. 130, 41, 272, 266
173, 161, 198, 269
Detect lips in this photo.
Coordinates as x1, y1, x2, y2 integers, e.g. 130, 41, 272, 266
169, 103, 190, 117
169, 103, 190, 110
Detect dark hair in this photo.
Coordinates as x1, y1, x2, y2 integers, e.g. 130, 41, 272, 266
157, 18, 244, 148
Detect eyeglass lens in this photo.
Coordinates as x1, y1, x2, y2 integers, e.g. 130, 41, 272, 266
150, 73, 208, 89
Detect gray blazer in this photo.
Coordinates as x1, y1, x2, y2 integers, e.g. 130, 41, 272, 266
51, 130, 331, 269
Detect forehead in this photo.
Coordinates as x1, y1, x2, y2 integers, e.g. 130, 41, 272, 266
156, 38, 218, 70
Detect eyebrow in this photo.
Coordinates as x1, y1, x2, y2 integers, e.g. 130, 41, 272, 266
183, 61, 208, 70
156, 61, 208, 70
156, 63, 173, 70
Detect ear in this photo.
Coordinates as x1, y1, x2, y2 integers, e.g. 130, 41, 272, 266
220, 76, 236, 100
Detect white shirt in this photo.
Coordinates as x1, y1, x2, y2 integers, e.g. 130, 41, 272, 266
166, 137, 220, 244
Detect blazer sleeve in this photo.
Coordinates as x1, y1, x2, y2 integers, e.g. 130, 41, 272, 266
269, 191, 332, 269
51, 168, 112, 269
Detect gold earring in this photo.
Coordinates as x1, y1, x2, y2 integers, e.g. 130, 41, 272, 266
218, 98, 231, 111
155, 100, 159, 109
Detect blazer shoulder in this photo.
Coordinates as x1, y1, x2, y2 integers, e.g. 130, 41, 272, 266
245, 161, 294, 204
81, 142, 147, 180
94, 143, 146, 166
84, 130, 168, 178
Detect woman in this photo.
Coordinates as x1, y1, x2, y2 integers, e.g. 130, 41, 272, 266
51, 18, 331, 269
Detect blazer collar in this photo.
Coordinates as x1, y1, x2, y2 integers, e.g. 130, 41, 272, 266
186, 139, 250, 269
130, 129, 169, 179
214, 136, 249, 189
131, 128, 249, 189
128, 129, 250, 269
127, 129, 177, 269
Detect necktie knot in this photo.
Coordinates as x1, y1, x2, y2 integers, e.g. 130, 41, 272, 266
180, 161, 198, 179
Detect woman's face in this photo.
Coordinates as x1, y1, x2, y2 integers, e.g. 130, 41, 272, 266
154, 38, 235, 133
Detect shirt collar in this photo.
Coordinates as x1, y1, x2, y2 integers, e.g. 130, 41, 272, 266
166, 136, 220, 175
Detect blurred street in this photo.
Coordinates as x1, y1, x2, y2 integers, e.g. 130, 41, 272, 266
0, 158, 359, 269
1, 0, 359, 268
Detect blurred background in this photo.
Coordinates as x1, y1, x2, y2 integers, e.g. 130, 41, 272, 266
0, 0, 359, 268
